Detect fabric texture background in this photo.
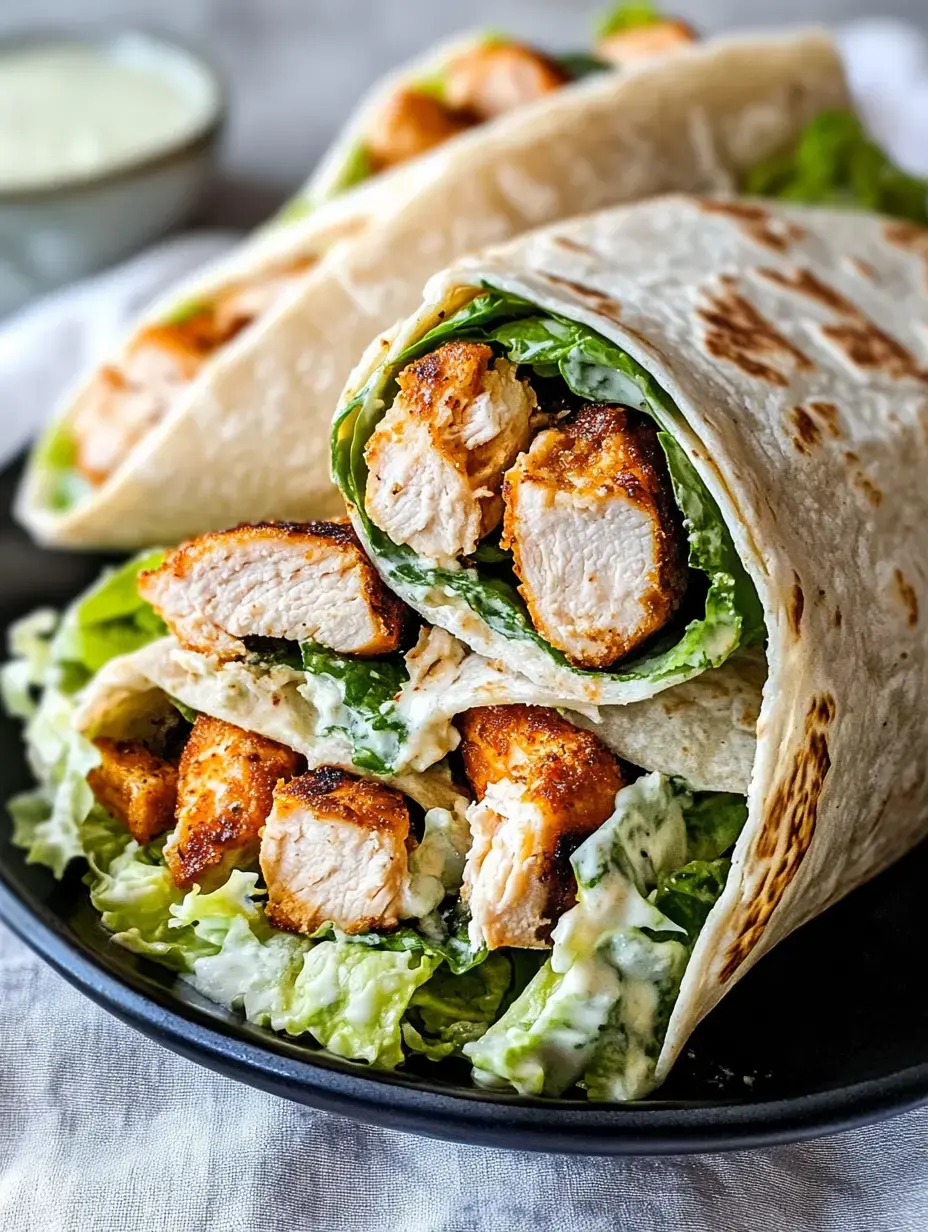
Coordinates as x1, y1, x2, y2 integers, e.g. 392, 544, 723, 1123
0, 920, 925, 1232
1, 16, 927, 1231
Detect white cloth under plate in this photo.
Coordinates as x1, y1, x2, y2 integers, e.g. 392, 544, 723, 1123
1, 18, 927, 1232
1, 922, 927, 1232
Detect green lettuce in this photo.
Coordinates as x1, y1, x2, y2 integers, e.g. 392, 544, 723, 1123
51, 550, 167, 686
465, 774, 745, 1099
595, 2, 663, 38
403, 952, 512, 1060
745, 110, 928, 224
299, 643, 409, 773
334, 290, 763, 691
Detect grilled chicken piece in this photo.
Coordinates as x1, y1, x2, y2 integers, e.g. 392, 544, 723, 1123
365, 341, 537, 562
366, 88, 472, 171
166, 716, 302, 889
139, 520, 406, 661
595, 19, 695, 68
261, 766, 413, 935
502, 405, 688, 669
70, 258, 313, 486
458, 705, 625, 949
87, 738, 178, 844
444, 41, 569, 120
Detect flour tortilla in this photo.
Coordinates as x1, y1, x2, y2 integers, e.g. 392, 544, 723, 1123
74, 630, 761, 795
17, 28, 847, 548
334, 195, 928, 1080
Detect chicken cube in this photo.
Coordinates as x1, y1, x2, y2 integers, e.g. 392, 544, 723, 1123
70, 258, 313, 487
458, 705, 625, 949
260, 766, 413, 935
364, 341, 537, 563
595, 19, 696, 68
365, 88, 472, 171
502, 405, 688, 669
166, 716, 302, 889
139, 520, 406, 661
444, 41, 569, 120
87, 738, 178, 844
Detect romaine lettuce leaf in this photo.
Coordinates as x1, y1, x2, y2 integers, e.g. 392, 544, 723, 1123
595, 2, 662, 38
0, 609, 58, 718
299, 643, 408, 773
403, 952, 512, 1060
334, 290, 763, 692
744, 110, 928, 223
466, 774, 746, 1099
52, 550, 167, 685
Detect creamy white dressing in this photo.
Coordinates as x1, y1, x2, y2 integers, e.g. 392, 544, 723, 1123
0, 39, 218, 191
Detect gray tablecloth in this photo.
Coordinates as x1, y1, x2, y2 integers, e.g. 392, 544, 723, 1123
1, 921, 925, 1231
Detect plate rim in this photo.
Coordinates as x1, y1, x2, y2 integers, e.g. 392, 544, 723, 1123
1, 847, 927, 1156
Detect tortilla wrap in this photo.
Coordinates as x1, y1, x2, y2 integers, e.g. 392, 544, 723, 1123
18, 29, 846, 548
332, 194, 928, 1084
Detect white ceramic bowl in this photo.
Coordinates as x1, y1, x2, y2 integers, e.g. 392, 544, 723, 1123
0, 31, 225, 317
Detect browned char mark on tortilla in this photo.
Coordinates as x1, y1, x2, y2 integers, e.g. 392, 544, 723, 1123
884, 221, 928, 290
787, 575, 804, 637
699, 200, 806, 253
719, 692, 835, 983
758, 266, 928, 383
698, 282, 814, 386
550, 235, 598, 258
539, 271, 622, 322
789, 400, 843, 454
841, 450, 883, 508
894, 568, 919, 627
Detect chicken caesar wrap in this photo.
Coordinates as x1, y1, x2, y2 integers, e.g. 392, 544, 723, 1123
17, 23, 854, 548
329, 195, 928, 1089
3, 515, 762, 1099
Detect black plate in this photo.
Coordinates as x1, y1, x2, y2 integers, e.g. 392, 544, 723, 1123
1, 457, 927, 1155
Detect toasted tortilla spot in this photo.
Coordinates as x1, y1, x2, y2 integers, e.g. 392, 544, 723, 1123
787, 576, 804, 636
698, 284, 813, 386
894, 568, 919, 627
700, 200, 805, 252
720, 692, 835, 982
540, 272, 621, 320
759, 267, 927, 382
808, 400, 842, 438
820, 319, 928, 383
789, 406, 821, 454
846, 256, 877, 282
550, 235, 597, 257
833, 606, 842, 628
759, 266, 857, 316
884, 221, 928, 290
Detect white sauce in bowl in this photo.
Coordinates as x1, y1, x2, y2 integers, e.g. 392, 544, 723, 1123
0, 36, 221, 192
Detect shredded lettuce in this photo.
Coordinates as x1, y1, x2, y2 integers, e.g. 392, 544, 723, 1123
403, 952, 512, 1060
745, 110, 928, 223
334, 289, 763, 692
465, 774, 745, 1099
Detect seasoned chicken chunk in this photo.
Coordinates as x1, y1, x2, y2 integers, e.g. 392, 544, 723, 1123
70, 258, 313, 486
365, 341, 537, 562
444, 41, 569, 120
366, 89, 471, 171
139, 520, 406, 661
87, 738, 178, 844
502, 405, 688, 669
166, 716, 302, 889
458, 705, 625, 949
595, 19, 696, 68
261, 766, 413, 935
